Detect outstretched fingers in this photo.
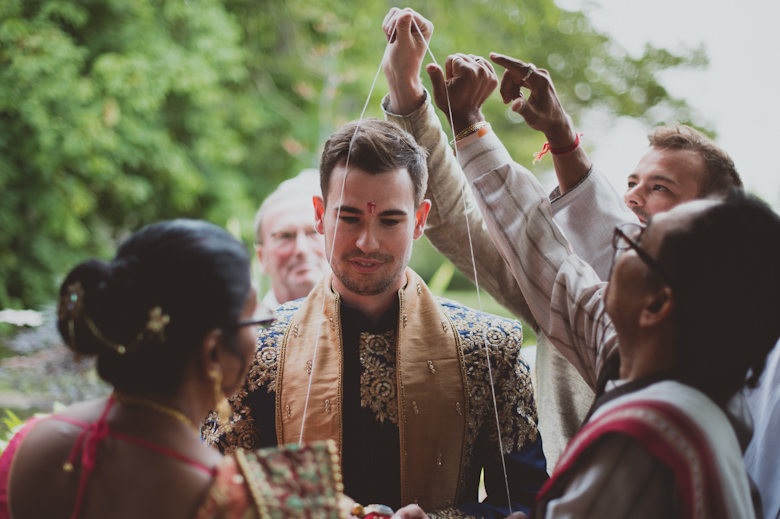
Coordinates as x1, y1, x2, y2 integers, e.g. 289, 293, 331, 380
490, 52, 574, 139
490, 52, 543, 104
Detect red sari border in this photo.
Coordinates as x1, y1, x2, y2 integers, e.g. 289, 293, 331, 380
539, 399, 729, 519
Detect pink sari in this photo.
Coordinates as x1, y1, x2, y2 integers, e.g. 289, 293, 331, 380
0, 407, 346, 519
0, 417, 43, 519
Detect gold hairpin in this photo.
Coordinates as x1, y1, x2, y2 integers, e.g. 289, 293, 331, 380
82, 303, 171, 355
85, 315, 129, 355
106, 306, 171, 355
58, 280, 171, 355
143, 307, 171, 343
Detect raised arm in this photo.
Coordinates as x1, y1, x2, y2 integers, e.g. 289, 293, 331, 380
381, 7, 431, 116
381, 9, 539, 328
447, 79, 618, 389
489, 53, 639, 278
490, 53, 591, 193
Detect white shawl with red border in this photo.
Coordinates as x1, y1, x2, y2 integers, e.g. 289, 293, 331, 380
538, 380, 754, 518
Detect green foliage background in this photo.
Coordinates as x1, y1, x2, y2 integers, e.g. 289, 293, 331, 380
0, 0, 705, 309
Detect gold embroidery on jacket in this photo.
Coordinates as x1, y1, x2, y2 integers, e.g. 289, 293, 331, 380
202, 302, 298, 454
427, 508, 477, 519
359, 330, 399, 424
439, 299, 538, 499
203, 297, 540, 509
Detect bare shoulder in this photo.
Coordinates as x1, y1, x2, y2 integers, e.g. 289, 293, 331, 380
13, 399, 108, 461
9, 398, 218, 519
7, 402, 107, 519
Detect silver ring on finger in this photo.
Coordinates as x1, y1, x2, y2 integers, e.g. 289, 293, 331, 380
474, 57, 485, 63
521, 63, 537, 82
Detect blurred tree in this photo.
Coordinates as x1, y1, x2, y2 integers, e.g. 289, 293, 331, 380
0, 0, 260, 308
0, 0, 705, 309
222, 0, 706, 295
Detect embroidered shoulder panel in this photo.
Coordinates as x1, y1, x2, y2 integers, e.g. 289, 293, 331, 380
202, 300, 301, 454
245, 300, 300, 393
437, 298, 539, 486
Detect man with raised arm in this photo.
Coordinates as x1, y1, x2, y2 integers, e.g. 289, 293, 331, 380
379, 7, 743, 470
381, 8, 620, 469
203, 118, 548, 519
384, 16, 778, 510
383, 26, 779, 514
447, 127, 779, 516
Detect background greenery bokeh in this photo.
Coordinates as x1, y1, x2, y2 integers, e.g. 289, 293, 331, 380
0, 0, 707, 314
0, 0, 714, 437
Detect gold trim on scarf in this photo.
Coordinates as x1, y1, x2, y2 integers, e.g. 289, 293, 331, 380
276, 278, 343, 450
276, 269, 467, 511
396, 270, 468, 510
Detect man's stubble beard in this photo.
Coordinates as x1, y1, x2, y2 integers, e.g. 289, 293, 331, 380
631, 206, 650, 224
331, 249, 409, 297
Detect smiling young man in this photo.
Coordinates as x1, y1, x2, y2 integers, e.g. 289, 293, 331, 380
623, 126, 742, 224
203, 119, 548, 518
313, 144, 430, 324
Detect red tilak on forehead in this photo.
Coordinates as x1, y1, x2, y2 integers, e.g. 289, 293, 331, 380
367, 202, 376, 213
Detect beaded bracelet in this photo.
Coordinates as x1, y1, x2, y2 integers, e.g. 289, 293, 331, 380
454, 121, 489, 142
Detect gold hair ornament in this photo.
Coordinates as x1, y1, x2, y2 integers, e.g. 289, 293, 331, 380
85, 306, 170, 355
57, 282, 85, 350
58, 281, 171, 356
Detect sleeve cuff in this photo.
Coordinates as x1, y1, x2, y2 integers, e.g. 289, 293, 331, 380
549, 167, 595, 204
458, 130, 517, 183
381, 90, 431, 127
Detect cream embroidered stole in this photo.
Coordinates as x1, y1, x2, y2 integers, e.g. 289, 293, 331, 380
275, 269, 468, 510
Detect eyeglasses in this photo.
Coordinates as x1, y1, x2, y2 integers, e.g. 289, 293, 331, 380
227, 307, 276, 330
612, 222, 670, 282
268, 228, 321, 250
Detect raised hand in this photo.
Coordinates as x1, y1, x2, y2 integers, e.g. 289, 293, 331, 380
426, 53, 499, 135
382, 8, 433, 116
490, 52, 591, 191
489, 52, 576, 149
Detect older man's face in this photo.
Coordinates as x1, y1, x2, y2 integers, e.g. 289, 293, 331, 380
606, 199, 718, 339
623, 147, 707, 224
256, 195, 328, 304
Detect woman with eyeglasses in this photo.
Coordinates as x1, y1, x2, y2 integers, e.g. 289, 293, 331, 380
0, 220, 348, 519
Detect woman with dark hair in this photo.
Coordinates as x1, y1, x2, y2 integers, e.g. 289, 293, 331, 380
0, 220, 347, 519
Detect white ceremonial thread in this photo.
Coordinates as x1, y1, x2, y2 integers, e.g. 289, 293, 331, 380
298, 32, 394, 446
409, 18, 514, 513
297, 18, 513, 513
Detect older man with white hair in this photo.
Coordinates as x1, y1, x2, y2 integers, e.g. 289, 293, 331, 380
253, 170, 329, 313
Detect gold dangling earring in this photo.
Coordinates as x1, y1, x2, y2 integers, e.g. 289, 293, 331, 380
210, 370, 232, 426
